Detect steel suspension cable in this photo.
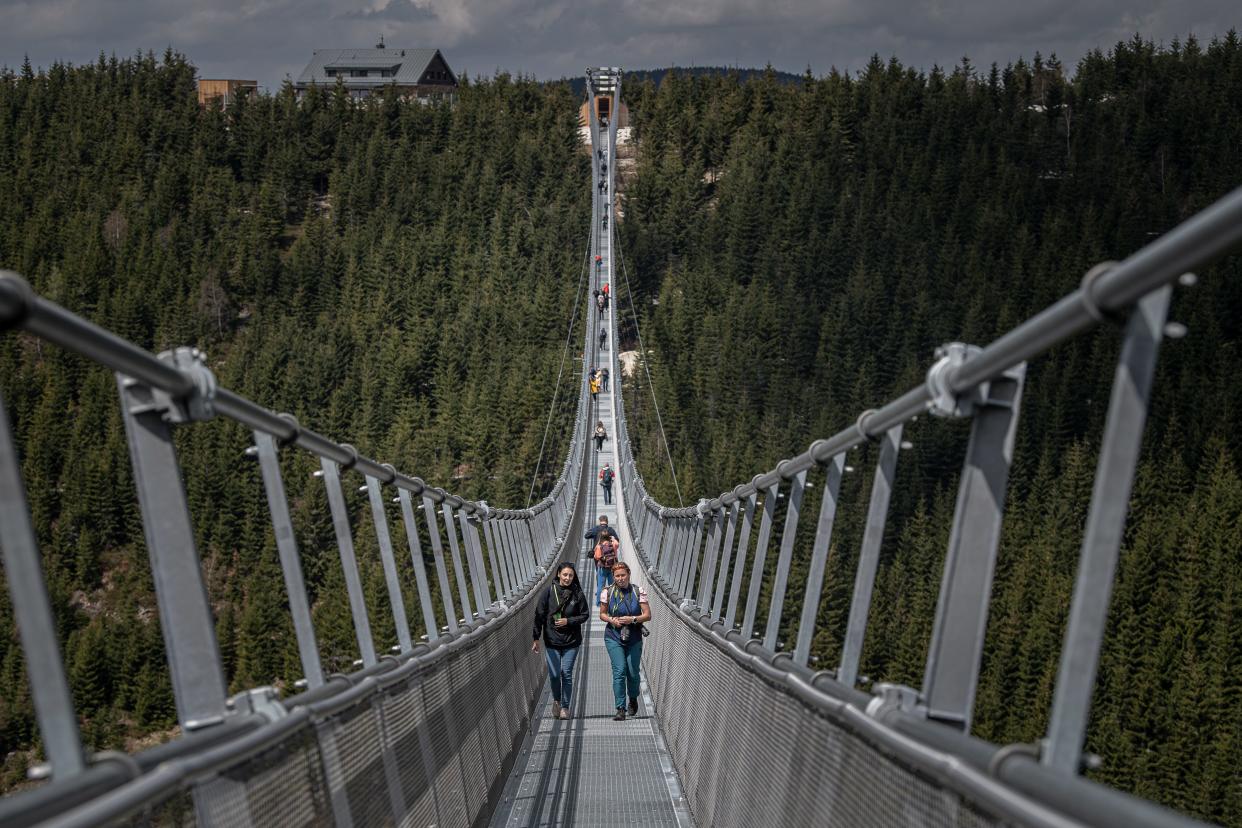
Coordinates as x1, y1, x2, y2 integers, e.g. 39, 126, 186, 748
526, 238, 591, 507
611, 223, 684, 507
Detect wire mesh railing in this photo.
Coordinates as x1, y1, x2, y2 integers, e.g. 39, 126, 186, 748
0, 251, 596, 824
608, 146, 1242, 825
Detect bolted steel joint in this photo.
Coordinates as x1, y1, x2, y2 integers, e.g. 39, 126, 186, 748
277, 412, 300, 446
865, 682, 924, 720
227, 686, 288, 723
154, 346, 218, 423
925, 342, 982, 418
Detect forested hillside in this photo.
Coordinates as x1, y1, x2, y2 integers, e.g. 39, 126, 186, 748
0, 53, 588, 786
617, 36, 1242, 823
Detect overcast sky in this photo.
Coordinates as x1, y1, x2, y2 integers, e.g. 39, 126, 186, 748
0, 1, 1237, 91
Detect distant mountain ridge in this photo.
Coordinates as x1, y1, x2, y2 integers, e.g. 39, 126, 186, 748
561, 66, 804, 97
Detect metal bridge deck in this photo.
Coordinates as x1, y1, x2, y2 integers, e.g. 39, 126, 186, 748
489, 123, 691, 824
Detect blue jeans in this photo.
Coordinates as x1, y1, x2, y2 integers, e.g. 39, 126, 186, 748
604, 636, 643, 710
594, 565, 614, 605
543, 646, 580, 708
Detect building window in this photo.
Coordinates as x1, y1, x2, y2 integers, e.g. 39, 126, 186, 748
351, 70, 368, 78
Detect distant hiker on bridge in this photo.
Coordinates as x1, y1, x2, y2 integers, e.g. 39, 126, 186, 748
602, 283, 610, 308
600, 562, 651, 721
595, 254, 602, 272
532, 562, 588, 720
590, 372, 601, 402
592, 532, 619, 603
599, 328, 607, 351
594, 421, 608, 451
584, 515, 612, 544
600, 366, 610, 392
599, 462, 615, 504
596, 292, 606, 317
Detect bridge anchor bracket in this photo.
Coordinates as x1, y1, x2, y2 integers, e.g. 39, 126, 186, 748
865, 682, 926, 720
227, 686, 288, 724
121, 346, 218, 424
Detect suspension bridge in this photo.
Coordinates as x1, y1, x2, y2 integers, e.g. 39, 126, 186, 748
2, 66, 1242, 827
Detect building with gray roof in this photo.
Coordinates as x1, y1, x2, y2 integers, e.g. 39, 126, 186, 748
294, 42, 457, 101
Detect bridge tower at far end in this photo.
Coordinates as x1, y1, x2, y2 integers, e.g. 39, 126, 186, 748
584, 66, 627, 129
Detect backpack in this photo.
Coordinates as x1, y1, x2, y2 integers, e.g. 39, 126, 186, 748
594, 538, 618, 568
600, 468, 614, 486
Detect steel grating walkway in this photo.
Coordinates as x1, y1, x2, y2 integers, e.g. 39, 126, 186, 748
489, 130, 692, 824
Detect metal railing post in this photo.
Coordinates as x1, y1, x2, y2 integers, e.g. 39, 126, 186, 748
696, 506, 724, 609
525, 518, 542, 568
254, 431, 323, 688
477, 513, 502, 604
0, 393, 84, 776
458, 510, 489, 610
500, 517, 521, 593
765, 468, 807, 651
320, 457, 377, 669
482, 513, 512, 599
922, 364, 1026, 730
711, 501, 740, 620
397, 490, 439, 642
838, 425, 902, 688
681, 511, 706, 598
421, 495, 458, 634
367, 475, 413, 654
116, 372, 229, 728
741, 482, 779, 639
725, 492, 757, 629
1045, 286, 1173, 773
794, 454, 844, 666
440, 502, 474, 621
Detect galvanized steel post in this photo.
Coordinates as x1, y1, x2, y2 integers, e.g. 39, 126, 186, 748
794, 454, 844, 666
741, 483, 779, 639
117, 371, 229, 728
255, 431, 324, 688
320, 456, 377, 668
440, 502, 474, 621
422, 495, 458, 634
765, 468, 807, 651
1045, 285, 1173, 773
367, 475, 413, 653
0, 394, 84, 776
397, 490, 439, 642
838, 425, 902, 688
922, 364, 1026, 730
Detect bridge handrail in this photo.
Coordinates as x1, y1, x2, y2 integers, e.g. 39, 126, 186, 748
0, 251, 593, 823
609, 182, 1242, 828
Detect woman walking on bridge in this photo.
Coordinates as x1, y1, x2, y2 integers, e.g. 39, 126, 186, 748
532, 562, 589, 720
600, 562, 651, 721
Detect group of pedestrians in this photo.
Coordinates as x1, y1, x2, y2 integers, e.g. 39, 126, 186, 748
533, 516, 650, 722
588, 366, 610, 400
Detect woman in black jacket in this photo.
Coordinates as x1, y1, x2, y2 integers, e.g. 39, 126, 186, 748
531, 562, 589, 720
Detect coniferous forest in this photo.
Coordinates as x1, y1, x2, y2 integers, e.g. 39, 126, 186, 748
618, 36, 1242, 824
0, 34, 1240, 826
0, 53, 588, 787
